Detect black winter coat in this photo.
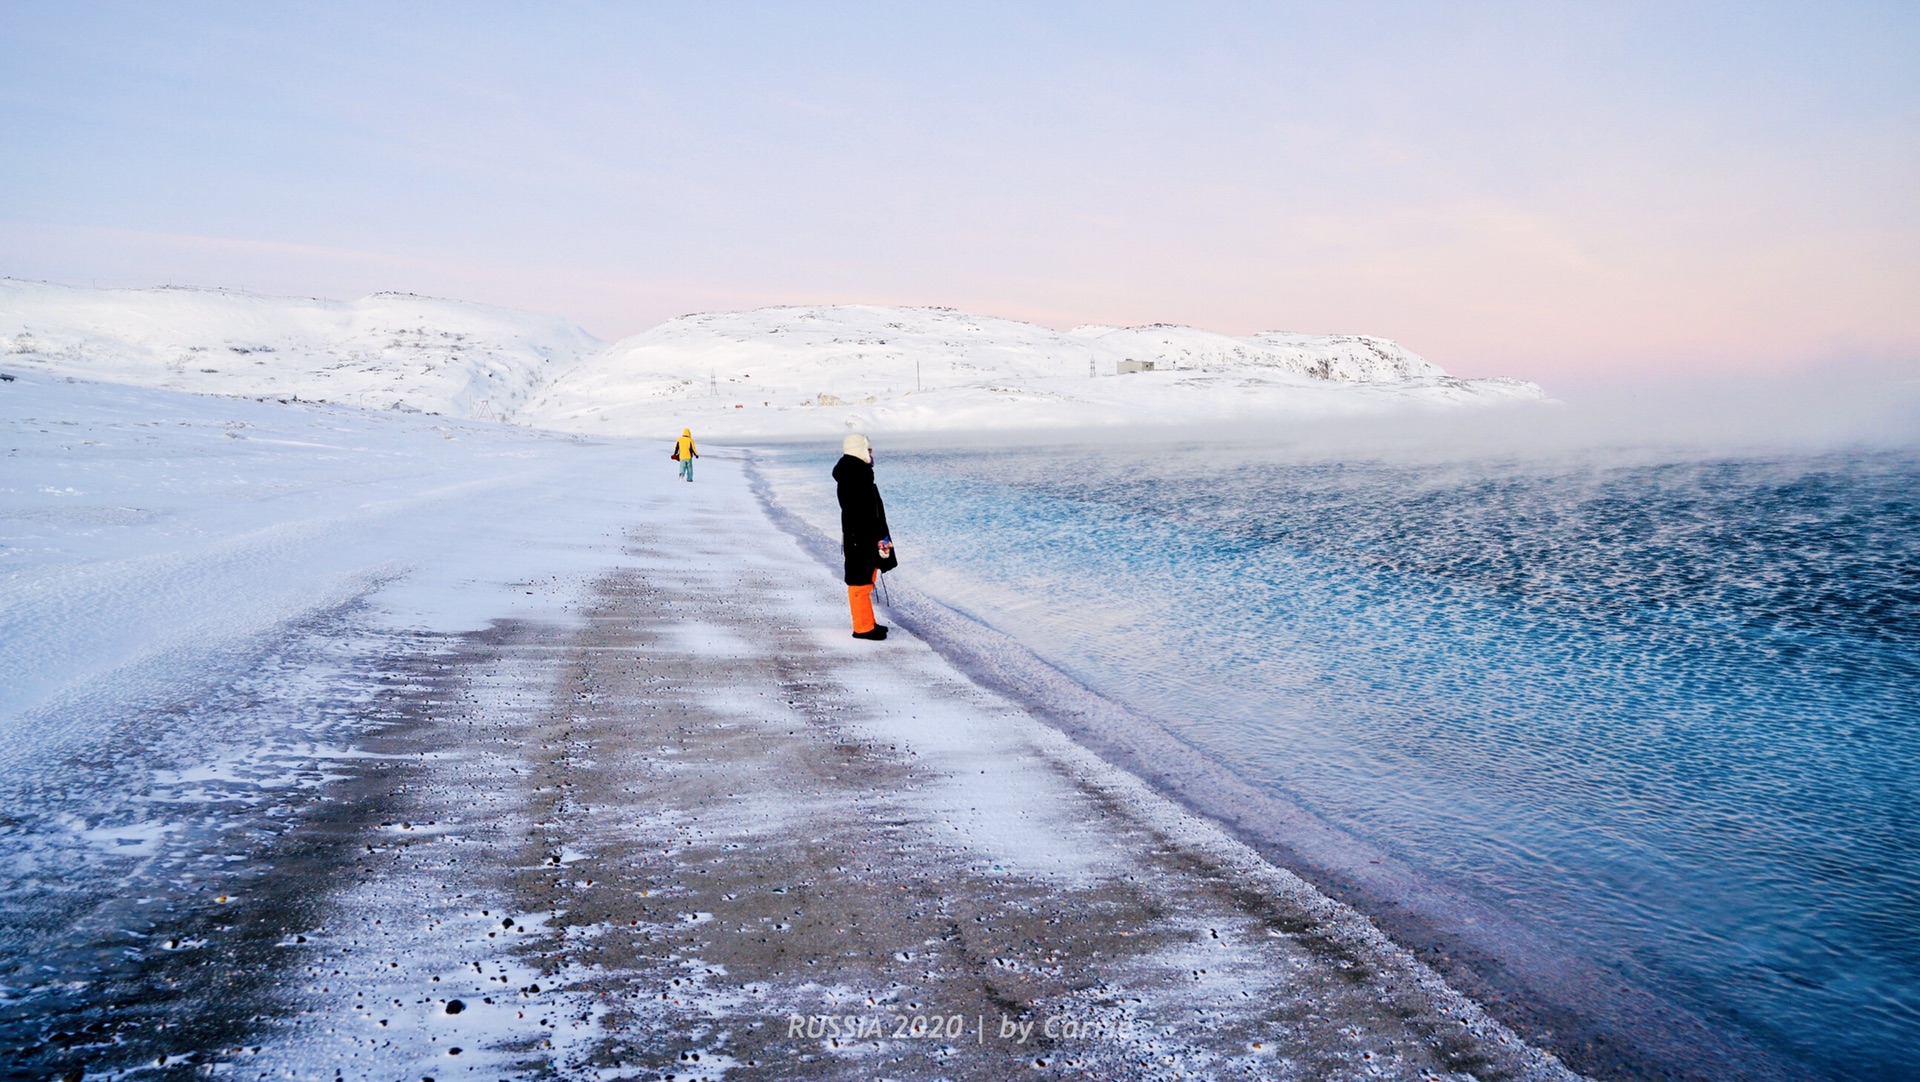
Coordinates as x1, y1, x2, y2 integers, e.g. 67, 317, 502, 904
833, 453, 896, 586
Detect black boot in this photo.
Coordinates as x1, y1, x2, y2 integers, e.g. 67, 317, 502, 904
852, 625, 889, 641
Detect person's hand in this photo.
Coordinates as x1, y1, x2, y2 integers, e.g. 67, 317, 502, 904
878, 538, 893, 558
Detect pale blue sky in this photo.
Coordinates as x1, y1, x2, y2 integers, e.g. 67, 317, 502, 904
3, 2, 1915, 381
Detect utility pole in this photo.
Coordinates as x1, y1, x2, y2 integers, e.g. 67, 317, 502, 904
710, 370, 717, 396
916, 360, 922, 392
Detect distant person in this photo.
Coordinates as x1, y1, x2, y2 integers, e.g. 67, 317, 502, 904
671, 427, 698, 482
835, 433, 897, 641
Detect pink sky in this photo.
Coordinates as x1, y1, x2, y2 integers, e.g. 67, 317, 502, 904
3, 3, 1915, 386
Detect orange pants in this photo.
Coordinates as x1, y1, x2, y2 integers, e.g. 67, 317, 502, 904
847, 569, 879, 632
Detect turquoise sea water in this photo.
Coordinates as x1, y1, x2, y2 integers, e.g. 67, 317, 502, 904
879, 444, 1919, 1082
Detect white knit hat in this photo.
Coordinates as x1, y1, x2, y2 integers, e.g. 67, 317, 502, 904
843, 433, 871, 462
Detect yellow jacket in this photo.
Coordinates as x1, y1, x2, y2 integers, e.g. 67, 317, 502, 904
675, 430, 698, 459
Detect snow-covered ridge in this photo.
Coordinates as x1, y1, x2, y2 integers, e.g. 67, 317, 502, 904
0, 279, 599, 421
1072, 323, 1441, 381
524, 303, 1545, 437
2, 282, 1545, 437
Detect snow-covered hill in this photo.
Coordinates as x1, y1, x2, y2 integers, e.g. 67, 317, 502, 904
521, 304, 1545, 439
0, 280, 599, 420
1072, 323, 1441, 381
1, 282, 1545, 437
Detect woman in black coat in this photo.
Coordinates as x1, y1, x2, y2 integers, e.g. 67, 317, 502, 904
834, 433, 896, 640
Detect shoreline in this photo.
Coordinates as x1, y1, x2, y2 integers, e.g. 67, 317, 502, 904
743, 445, 1797, 1082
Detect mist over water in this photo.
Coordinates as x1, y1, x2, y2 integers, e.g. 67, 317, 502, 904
869, 393, 1919, 1080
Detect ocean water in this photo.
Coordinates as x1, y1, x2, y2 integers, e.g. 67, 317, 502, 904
875, 442, 1919, 1082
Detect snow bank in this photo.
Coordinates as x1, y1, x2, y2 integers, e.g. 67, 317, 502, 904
0, 370, 648, 774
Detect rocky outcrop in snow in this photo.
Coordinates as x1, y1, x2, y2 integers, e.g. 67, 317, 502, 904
1071, 324, 1443, 381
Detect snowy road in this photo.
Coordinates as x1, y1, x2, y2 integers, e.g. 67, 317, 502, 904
1, 376, 1580, 1079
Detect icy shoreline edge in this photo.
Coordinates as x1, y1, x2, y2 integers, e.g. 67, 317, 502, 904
742, 448, 1608, 1081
